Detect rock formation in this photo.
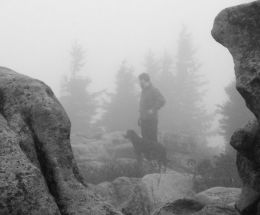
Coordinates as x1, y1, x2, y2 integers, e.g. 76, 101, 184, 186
151, 1, 260, 214
93, 171, 194, 215
154, 200, 238, 215
153, 186, 240, 215
0, 114, 61, 215
153, 199, 205, 215
212, 1, 260, 214
0, 67, 121, 215
194, 187, 241, 206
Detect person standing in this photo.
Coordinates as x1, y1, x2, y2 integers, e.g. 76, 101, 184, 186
138, 73, 166, 143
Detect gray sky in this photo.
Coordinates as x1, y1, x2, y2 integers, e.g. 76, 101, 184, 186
0, 0, 252, 112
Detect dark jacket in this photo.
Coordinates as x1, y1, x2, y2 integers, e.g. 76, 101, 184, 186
139, 84, 165, 120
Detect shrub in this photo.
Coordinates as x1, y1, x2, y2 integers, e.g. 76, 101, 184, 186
193, 153, 241, 192
78, 158, 158, 184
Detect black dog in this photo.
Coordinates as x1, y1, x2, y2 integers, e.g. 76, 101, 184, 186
124, 129, 168, 171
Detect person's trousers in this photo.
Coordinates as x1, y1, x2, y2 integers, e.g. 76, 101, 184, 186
140, 118, 158, 143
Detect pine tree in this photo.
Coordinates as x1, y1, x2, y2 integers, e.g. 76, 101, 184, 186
60, 42, 98, 135
157, 51, 176, 130
144, 50, 160, 83
173, 27, 210, 138
100, 61, 139, 132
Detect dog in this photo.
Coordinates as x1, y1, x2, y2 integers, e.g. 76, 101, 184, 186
124, 129, 168, 171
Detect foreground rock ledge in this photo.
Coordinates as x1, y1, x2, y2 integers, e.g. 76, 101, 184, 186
0, 67, 121, 215
212, 1, 260, 214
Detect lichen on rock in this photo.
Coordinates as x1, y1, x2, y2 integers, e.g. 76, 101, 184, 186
212, 1, 260, 214
0, 67, 121, 215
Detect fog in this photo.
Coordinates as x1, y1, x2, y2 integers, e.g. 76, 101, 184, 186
1, 1, 258, 206
0, 1, 250, 95
0, 0, 253, 147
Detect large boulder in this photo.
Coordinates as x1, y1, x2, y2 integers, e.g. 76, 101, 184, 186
154, 201, 239, 215
0, 67, 121, 215
212, 2, 260, 120
212, 1, 260, 214
193, 204, 238, 215
141, 171, 194, 207
94, 170, 194, 214
152, 199, 204, 215
153, 187, 241, 215
154, 201, 238, 215
93, 177, 140, 208
0, 115, 60, 215
211, 0, 260, 122
154, 202, 238, 215
230, 119, 260, 211
119, 183, 153, 215
194, 187, 241, 206
92, 177, 152, 215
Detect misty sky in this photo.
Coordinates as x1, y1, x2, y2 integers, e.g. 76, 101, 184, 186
0, 0, 253, 112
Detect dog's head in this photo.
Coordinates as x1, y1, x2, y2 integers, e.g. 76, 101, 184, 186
124, 129, 137, 140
